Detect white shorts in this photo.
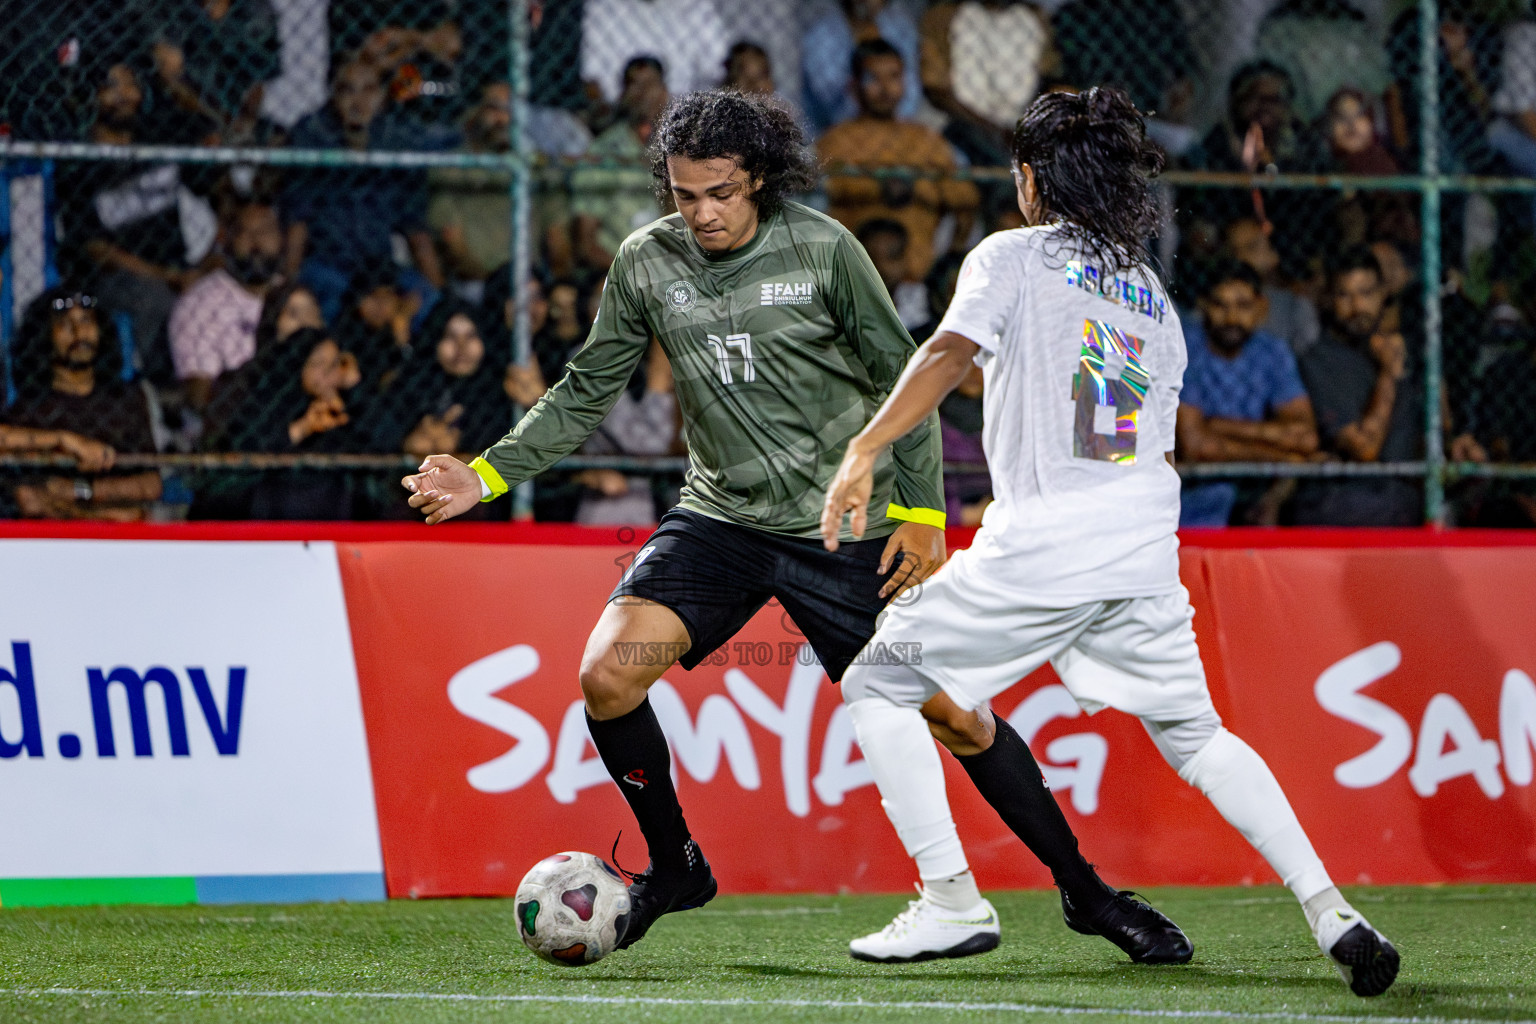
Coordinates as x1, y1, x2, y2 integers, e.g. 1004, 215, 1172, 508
844, 547, 1214, 722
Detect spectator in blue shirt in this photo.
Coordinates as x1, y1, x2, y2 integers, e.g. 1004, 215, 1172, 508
281, 58, 448, 323
1176, 260, 1319, 527
801, 0, 921, 134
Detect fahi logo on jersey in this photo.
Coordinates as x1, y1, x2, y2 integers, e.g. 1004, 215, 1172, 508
665, 280, 697, 313
760, 281, 814, 306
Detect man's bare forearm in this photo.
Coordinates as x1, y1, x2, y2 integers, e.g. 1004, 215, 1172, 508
1184, 432, 1301, 462
88, 241, 174, 284
0, 425, 60, 451
90, 471, 162, 504
408, 230, 446, 290
1337, 372, 1398, 462
1206, 417, 1315, 454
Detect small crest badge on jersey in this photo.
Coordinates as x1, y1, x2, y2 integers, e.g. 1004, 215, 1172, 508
665, 280, 697, 314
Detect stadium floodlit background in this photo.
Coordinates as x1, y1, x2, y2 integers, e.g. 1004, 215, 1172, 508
1, 0, 1535, 529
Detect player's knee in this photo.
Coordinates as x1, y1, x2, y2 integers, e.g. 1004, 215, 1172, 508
843, 662, 925, 710
579, 656, 647, 721
1141, 707, 1223, 771
921, 700, 994, 756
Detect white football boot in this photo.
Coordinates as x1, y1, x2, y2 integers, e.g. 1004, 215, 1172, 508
1313, 906, 1401, 997
849, 887, 1001, 963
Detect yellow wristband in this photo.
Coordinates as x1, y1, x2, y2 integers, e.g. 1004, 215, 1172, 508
468, 457, 508, 502
886, 503, 947, 529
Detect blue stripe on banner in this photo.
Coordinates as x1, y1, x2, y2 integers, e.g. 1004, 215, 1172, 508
194, 873, 387, 905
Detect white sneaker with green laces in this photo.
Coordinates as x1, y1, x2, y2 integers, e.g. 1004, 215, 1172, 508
849, 888, 1001, 963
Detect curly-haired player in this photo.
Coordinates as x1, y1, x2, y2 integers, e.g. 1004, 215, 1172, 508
401, 89, 953, 949
401, 88, 1181, 958
822, 87, 1401, 995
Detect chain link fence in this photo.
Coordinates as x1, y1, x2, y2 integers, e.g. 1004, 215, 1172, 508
0, 0, 1533, 526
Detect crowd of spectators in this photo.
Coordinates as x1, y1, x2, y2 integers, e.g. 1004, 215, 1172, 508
1, 0, 1534, 527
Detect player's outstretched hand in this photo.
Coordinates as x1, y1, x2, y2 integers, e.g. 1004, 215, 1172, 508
879, 521, 945, 600
402, 454, 482, 525
821, 442, 878, 552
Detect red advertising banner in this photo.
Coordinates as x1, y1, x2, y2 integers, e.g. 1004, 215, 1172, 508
1197, 546, 1536, 883
336, 531, 1536, 898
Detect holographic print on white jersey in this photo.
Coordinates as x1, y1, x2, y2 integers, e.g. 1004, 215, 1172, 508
1071, 318, 1149, 464
1064, 260, 1167, 323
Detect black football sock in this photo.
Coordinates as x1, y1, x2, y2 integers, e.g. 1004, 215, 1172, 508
955, 716, 1112, 913
585, 698, 694, 872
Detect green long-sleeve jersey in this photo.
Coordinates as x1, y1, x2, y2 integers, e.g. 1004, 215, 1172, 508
472, 201, 945, 540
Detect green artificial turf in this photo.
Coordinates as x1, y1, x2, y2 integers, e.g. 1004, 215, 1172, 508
0, 886, 1529, 1023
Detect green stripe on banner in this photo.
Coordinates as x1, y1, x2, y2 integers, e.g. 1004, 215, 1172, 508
0, 877, 198, 907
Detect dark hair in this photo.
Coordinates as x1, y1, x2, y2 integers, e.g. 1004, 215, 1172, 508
545, 277, 596, 342
344, 260, 401, 305
1227, 60, 1295, 115
331, 55, 383, 86
255, 281, 323, 352
856, 217, 909, 249
224, 327, 339, 452
1198, 258, 1265, 299
414, 297, 484, 360
481, 262, 557, 368
1327, 245, 1383, 286
267, 326, 332, 379
546, 276, 587, 300
481, 262, 552, 322
207, 287, 322, 449
851, 37, 902, 80
725, 41, 769, 76
83, 49, 140, 94
624, 55, 665, 86
924, 249, 967, 316
14, 287, 119, 393
1325, 85, 1374, 119
218, 194, 280, 229
650, 89, 818, 220
1010, 86, 1166, 279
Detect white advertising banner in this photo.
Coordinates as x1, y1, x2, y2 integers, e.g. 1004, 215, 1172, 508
0, 540, 383, 898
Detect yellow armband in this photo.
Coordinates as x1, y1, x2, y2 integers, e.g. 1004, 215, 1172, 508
468, 457, 508, 502
886, 503, 947, 529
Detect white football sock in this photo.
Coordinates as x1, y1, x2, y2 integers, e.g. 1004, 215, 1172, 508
1179, 728, 1334, 905
923, 871, 984, 912
1302, 886, 1352, 934
846, 696, 970, 882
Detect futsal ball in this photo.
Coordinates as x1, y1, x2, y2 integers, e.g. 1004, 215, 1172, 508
515, 851, 633, 966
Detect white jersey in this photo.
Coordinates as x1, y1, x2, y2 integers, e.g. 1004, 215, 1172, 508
935, 225, 1186, 603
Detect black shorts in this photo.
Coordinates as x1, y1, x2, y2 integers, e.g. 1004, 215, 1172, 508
610, 509, 903, 682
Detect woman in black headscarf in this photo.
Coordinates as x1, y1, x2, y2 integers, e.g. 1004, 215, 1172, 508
367, 298, 510, 519
206, 326, 362, 518
202, 280, 329, 447
377, 298, 509, 456
333, 260, 423, 398
254, 280, 326, 354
